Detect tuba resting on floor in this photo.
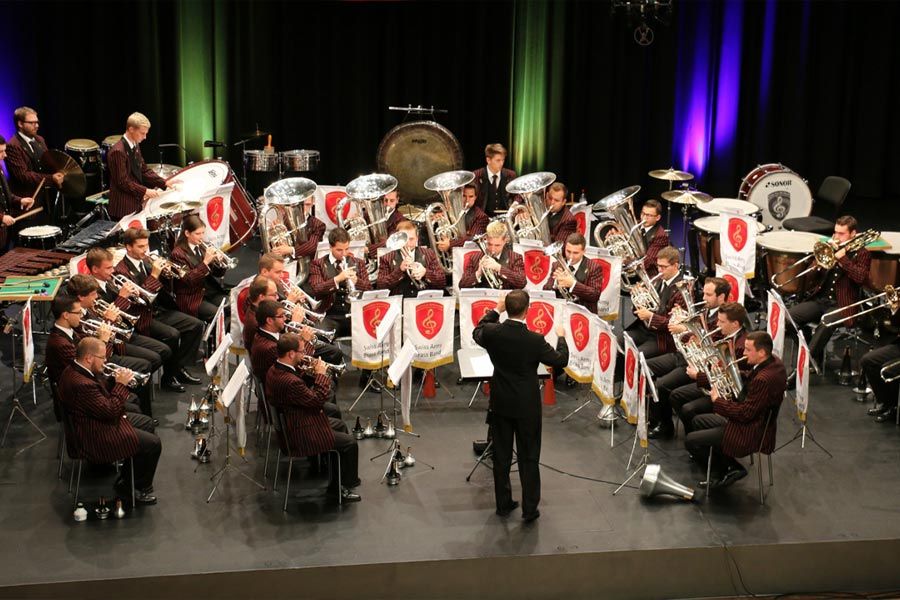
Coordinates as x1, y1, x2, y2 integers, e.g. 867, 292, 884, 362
504, 172, 556, 245
422, 170, 475, 274
260, 178, 317, 284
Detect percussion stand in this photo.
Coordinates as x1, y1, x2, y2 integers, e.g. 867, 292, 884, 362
0, 316, 46, 454
678, 202, 695, 276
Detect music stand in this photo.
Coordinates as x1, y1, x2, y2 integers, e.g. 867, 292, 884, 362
0, 311, 45, 454
613, 352, 659, 495
348, 298, 399, 414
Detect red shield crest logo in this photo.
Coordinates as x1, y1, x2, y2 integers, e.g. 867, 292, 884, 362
325, 191, 350, 225
237, 287, 250, 325
523, 250, 551, 285
597, 332, 612, 371
769, 301, 781, 338
798, 345, 807, 383
362, 301, 390, 339
415, 301, 444, 340
76, 258, 89, 274
526, 301, 554, 336
723, 274, 739, 301
727, 218, 748, 252
625, 349, 636, 388
127, 219, 143, 230
471, 299, 497, 326
574, 211, 587, 235
595, 258, 611, 293
207, 196, 224, 231
570, 313, 589, 351
462, 250, 480, 274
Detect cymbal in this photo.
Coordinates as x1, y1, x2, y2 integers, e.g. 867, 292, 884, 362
159, 200, 202, 212
660, 189, 712, 205
40, 149, 86, 198
649, 168, 694, 182
240, 128, 270, 139
147, 163, 181, 179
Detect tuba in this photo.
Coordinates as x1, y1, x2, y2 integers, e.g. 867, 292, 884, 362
339, 174, 398, 277
260, 177, 316, 284
543, 241, 577, 302
504, 172, 556, 244
422, 170, 475, 274
592, 185, 646, 286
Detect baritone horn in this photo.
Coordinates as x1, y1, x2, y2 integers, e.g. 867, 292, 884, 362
504, 172, 556, 244
423, 170, 475, 274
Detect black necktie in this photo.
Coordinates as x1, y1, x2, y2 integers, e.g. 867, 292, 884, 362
491, 174, 498, 190
195, 246, 203, 262
138, 260, 147, 279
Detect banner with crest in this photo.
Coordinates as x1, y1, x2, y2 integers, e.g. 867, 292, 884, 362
720, 212, 757, 278
457, 288, 504, 349
621, 333, 640, 424
452, 243, 482, 295
585, 247, 622, 320
402, 296, 456, 369
570, 201, 593, 240
196, 183, 234, 248
715, 263, 747, 304
350, 295, 403, 369
591, 318, 617, 404
563, 303, 597, 383
795, 330, 810, 422
314, 185, 354, 231
516, 239, 552, 291
767, 290, 787, 358
525, 291, 564, 348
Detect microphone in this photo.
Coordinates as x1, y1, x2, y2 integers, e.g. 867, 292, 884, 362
204, 140, 225, 148
158, 143, 183, 149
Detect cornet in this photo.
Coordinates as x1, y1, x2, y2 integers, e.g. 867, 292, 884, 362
386, 231, 426, 290
297, 355, 346, 378
285, 320, 336, 343
81, 318, 134, 342
198, 241, 238, 269
94, 299, 139, 326
284, 280, 322, 310
111, 274, 157, 306
102, 362, 151, 388
340, 257, 363, 299
148, 251, 189, 279
281, 299, 325, 324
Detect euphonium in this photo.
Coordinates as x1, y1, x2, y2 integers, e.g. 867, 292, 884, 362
81, 318, 134, 342
297, 355, 346, 377
102, 362, 150, 388
543, 241, 577, 302
423, 170, 475, 275
93, 299, 139, 326
630, 268, 662, 313
504, 172, 556, 244
471, 233, 503, 290
110, 273, 156, 306
704, 330, 746, 402
669, 306, 714, 372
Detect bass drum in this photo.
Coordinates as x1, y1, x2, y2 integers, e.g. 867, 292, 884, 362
166, 160, 257, 252
376, 120, 463, 204
738, 163, 812, 231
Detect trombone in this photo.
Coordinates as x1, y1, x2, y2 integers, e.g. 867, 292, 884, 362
821, 285, 899, 326
102, 362, 151, 388
771, 229, 880, 292
880, 356, 900, 384
110, 274, 157, 306
82, 318, 134, 342
94, 299, 139, 326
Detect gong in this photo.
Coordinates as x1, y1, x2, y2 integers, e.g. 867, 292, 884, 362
376, 120, 463, 204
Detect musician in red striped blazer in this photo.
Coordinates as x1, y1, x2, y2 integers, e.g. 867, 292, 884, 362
472, 143, 517, 214
4, 108, 64, 230
788, 215, 872, 364
265, 334, 360, 502
459, 220, 525, 290
309, 228, 371, 335
685, 331, 786, 488
58, 337, 161, 505
170, 215, 229, 321
542, 233, 602, 313
638, 200, 669, 279
441, 184, 490, 250
375, 220, 446, 297
366, 189, 404, 257
0, 136, 36, 251
545, 182, 578, 244
269, 194, 326, 263
242, 276, 278, 350
106, 112, 175, 219
115, 227, 204, 392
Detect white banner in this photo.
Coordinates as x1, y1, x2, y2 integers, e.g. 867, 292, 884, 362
524, 291, 564, 348
198, 183, 234, 248
115, 211, 146, 233
637, 369, 648, 448
22, 298, 34, 383
570, 201, 593, 241
795, 330, 810, 422
457, 288, 504, 350
563, 303, 597, 383
228, 275, 255, 350
715, 263, 746, 305
402, 296, 456, 369
314, 185, 352, 231
517, 239, 552, 291
68, 253, 90, 277
452, 243, 481, 294
585, 247, 622, 320
351, 295, 403, 369
591, 318, 617, 405
622, 333, 639, 423
767, 290, 786, 358
719, 212, 757, 278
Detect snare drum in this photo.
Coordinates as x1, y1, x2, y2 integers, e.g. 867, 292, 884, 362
695, 197, 761, 217
757, 230, 823, 296
64, 139, 101, 168
19, 225, 63, 250
739, 164, 812, 231
694, 216, 765, 272
243, 150, 280, 172
867, 231, 900, 291
280, 149, 320, 173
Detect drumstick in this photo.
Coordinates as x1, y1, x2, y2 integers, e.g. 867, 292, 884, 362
32, 178, 46, 199
12, 207, 44, 223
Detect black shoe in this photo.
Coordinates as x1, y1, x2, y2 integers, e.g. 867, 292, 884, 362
522, 510, 540, 523
133, 489, 158, 505
162, 376, 185, 393
339, 487, 361, 503
178, 368, 201, 384
496, 500, 519, 517
647, 422, 674, 439
874, 407, 897, 423
710, 464, 748, 489
867, 403, 885, 416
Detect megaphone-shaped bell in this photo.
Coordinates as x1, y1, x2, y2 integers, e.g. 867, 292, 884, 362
185, 397, 199, 431
597, 404, 617, 429
640, 464, 695, 501
384, 418, 396, 439
363, 418, 375, 438
403, 446, 416, 467
352, 416, 365, 440
386, 459, 402, 486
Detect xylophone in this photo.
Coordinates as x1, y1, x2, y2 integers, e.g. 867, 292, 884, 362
0, 248, 75, 285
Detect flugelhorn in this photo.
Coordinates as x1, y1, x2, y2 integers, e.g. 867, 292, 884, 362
102, 362, 151, 388
198, 241, 238, 269
822, 285, 899, 326
386, 231, 425, 290
148, 251, 189, 278
111, 273, 157, 306
81, 318, 134, 342
471, 232, 503, 289
93, 299, 139, 326
297, 355, 346, 377
771, 229, 880, 292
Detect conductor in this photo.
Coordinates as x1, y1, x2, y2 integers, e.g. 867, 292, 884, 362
473, 290, 568, 523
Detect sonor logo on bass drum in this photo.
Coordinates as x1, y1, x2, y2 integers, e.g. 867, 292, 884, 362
764, 179, 793, 188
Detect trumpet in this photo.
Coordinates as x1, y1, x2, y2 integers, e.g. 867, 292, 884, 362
198, 241, 238, 269
822, 285, 900, 326
285, 320, 336, 343
471, 233, 503, 289
771, 229, 880, 292
94, 299, 139, 326
111, 273, 157, 306
297, 355, 346, 378
102, 362, 151, 388
148, 251, 189, 279
82, 318, 134, 342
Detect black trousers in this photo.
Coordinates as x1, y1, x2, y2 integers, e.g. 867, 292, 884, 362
127, 411, 155, 432
788, 299, 834, 360
327, 418, 359, 487
646, 354, 692, 425
150, 309, 204, 375
615, 324, 660, 382
125, 335, 167, 372
114, 353, 154, 416
684, 413, 740, 475
671, 382, 711, 433
197, 299, 220, 323
861, 341, 900, 405
120, 423, 162, 491
490, 411, 542, 516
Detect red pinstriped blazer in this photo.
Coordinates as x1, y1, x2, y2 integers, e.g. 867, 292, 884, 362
645, 274, 688, 354
265, 362, 335, 457
549, 206, 578, 244
824, 248, 871, 326
366, 209, 404, 256
242, 303, 259, 350
449, 206, 490, 248
45, 326, 113, 383
713, 355, 786, 457
294, 215, 326, 260
459, 246, 525, 290
5, 133, 54, 199
58, 363, 139, 464
106, 138, 167, 219
308, 253, 371, 313
114, 257, 164, 335
642, 225, 670, 278
251, 329, 279, 383
170, 245, 227, 317
375, 246, 446, 296
542, 257, 603, 313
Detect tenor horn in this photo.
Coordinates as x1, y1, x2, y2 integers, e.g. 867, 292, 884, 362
544, 241, 578, 302
423, 170, 475, 274
386, 231, 425, 290
504, 172, 556, 244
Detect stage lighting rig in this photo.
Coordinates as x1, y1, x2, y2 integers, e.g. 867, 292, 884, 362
610, 0, 673, 46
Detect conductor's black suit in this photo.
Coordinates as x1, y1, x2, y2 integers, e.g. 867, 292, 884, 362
473, 309, 568, 518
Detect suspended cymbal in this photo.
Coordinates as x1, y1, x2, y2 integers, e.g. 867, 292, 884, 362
40, 149, 86, 198
240, 128, 270, 139
661, 189, 712, 205
147, 163, 182, 179
159, 200, 202, 212
649, 168, 694, 182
